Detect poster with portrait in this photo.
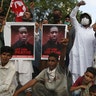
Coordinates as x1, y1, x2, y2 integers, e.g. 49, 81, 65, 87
41, 24, 67, 59
4, 22, 35, 60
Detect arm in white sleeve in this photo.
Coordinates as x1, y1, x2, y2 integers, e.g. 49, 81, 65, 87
70, 6, 80, 27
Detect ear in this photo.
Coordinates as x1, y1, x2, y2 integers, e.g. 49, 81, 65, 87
9, 55, 12, 59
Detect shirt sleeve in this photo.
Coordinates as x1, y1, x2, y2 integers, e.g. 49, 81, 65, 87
35, 69, 46, 81
70, 6, 80, 28
71, 76, 83, 87
0, 64, 16, 92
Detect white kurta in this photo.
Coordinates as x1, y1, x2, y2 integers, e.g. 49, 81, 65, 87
11, 59, 34, 85
69, 6, 95, 80
0, 61, 17, 96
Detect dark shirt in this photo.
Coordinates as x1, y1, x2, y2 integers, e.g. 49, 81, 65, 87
42, 40, 62, 55
12, 40, 33, 55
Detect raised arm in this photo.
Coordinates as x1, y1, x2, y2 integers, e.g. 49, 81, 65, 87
70, 1, 86, 27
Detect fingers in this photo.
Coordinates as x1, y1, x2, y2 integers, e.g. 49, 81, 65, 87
77, 0, 86, 6
30, 2, 35, 9
60, 38, 69, 46
92, 23, 96, 32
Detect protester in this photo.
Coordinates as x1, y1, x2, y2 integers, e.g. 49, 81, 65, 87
52, 8, 63, 24
89, 84, 96, 96
13, 38, 72, 96
69, 1, 95, 83
0, 46, 17, 96
11, 3, 35, 96
70, 67, 96, 96
64, 14, 72, 30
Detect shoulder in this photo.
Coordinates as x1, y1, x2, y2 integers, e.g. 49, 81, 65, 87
75, 76, 84, 82
35, 68, 48, 80
8, 61, 16, 70
72, 76, 84, 86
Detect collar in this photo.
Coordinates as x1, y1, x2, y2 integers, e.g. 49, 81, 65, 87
0, 61, 10, 69
35, 31, 39, 36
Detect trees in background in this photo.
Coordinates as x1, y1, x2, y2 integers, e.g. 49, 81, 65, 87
0, 0, 79, 22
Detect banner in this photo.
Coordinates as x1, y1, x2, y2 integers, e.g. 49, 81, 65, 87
10, 0, 27, 22
41, 24, 67, 59
4, 22, 35, 60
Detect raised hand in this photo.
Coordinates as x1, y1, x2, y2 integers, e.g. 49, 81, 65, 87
92, 23, 96, 32
77, 0, 86, 7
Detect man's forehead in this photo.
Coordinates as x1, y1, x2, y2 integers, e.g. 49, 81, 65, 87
50, 27, 58, 32
19, 27, 27, 32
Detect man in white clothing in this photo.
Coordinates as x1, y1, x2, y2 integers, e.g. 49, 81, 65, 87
0, 46, 17, 96
69, 1, 95, 83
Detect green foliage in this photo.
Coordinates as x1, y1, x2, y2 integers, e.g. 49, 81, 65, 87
34, 0, 78, 23
0, 0, 11, 15
0, 0, 80, 22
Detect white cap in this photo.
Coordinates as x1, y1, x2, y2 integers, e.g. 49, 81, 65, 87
19, 27, 27, 32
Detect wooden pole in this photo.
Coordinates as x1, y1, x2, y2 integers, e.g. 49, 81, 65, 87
0, 1, 11, 32
1, 0, 4, 8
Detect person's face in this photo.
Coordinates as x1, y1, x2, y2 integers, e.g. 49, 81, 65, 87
47, 56, 58, 71
0, 52, 12, 66
83, 72, 94, 84
53, 10, 62, 19
22, 11, 32, 21
64, 17, 71, 25
65, 17, 70, 22
90, 92, 96, 96
49, 27, 59, 42
19, 31, 28, 42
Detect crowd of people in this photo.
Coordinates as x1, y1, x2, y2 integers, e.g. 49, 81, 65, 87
0, 0, 96, 96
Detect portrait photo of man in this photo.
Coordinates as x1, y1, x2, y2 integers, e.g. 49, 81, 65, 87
11, 25, 34, 58
42, 24, 66, 59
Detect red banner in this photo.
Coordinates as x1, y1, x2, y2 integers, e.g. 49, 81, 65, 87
10, 0, 27, 22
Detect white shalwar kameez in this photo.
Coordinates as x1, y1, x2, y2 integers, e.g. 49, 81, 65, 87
69, 6, 95, 83
10, 59, 34, 92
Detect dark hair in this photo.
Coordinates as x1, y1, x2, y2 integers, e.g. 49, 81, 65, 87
53, 8, 62, 24
27, 10, 33, 18
65, 14, 70, 19
89, 84, 96, 92
53, 8, 62, 14
48, 53, 59, 61
86, 67, 96, 77
22, 10, 33, 22
80, 13, 92, 25
0, 46, 14, 56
